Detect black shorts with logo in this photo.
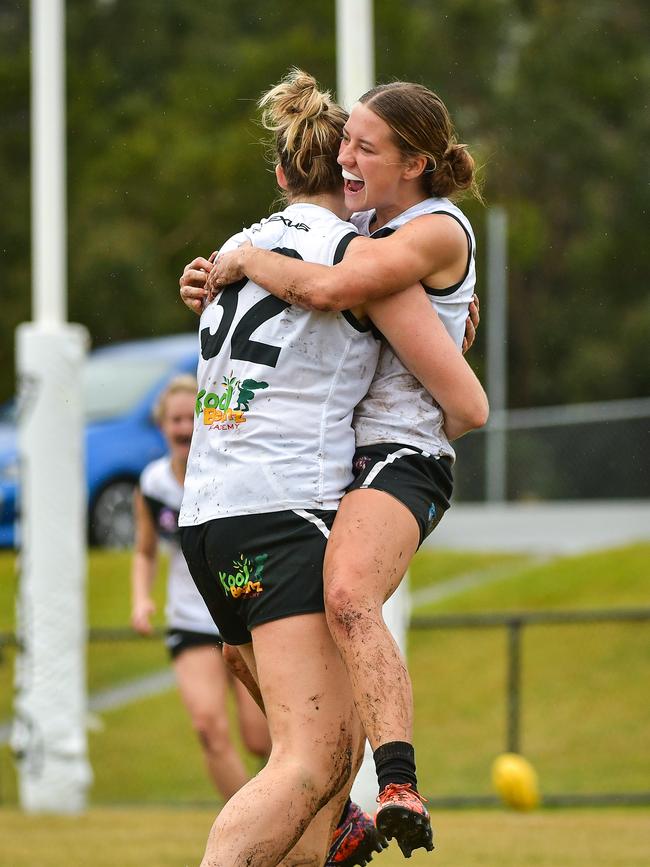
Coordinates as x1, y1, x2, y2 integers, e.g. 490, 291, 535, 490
347, 443, 454, 546
165, 628, 223, 660
180, 508, 336, 646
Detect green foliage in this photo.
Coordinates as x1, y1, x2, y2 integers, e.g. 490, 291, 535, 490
1, 0, 649, 408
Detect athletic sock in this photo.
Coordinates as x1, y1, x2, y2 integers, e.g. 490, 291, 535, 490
373, 741, 418, 792
337, 796, 352, 827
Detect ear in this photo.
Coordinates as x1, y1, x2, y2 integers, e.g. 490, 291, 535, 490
275, 164, 289, 190
402, 154, 428, 181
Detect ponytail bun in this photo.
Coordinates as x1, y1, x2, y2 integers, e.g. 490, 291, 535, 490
258, 68, 348, 197
434, 143, 475, 197
259, 68, 330, 154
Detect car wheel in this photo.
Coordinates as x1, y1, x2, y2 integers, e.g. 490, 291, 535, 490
90, 480, 137, 548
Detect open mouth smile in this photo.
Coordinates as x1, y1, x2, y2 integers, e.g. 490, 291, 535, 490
342, 168, 365, 194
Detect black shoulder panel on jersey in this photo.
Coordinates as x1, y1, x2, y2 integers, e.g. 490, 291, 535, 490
334, 233, 372, 332
369, 226, 396, 239
333, 231, 358, 264
419, 210, 473, 297
272, 247, 304, 261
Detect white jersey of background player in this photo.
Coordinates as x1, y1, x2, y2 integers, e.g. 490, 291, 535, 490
352, 197, 475, 459
140, 455, 218, 636
179, 203, 379, 527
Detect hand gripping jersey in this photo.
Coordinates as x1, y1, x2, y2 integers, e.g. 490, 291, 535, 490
179, 203, 379, 526
351, 198, 476, 459
139, 456, 219, 635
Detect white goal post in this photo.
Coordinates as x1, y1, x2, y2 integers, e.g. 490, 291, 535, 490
12, 0, 91, 813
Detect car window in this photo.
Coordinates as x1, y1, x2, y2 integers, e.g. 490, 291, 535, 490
83, 356, 176, 422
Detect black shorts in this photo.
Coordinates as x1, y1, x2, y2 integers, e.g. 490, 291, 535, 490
165, 628, 223, 660
347, 443, 454, 546
180, 509, 336, 646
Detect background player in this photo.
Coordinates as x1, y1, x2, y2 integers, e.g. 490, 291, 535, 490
130, 375, 270, 802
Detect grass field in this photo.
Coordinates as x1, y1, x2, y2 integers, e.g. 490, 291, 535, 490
0, 543, 649, 864
0, 807, 649, 867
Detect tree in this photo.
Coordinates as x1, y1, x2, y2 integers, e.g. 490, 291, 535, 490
1, 0, 648, 409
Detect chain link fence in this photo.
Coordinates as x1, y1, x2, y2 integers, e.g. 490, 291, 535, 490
453, 397, 650, 502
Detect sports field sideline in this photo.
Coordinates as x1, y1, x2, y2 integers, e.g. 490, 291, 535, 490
1, 543, 648, 865
1, 806, 648, 867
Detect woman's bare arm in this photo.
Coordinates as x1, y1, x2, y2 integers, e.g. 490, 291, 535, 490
206, 214, 465, 312
367, 285, 489, 440
130, 489, 159, 635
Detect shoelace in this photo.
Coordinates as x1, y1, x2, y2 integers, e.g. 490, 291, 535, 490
377, 783, 428, 805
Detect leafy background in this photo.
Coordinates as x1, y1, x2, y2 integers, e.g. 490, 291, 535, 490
1, 0, 649, 407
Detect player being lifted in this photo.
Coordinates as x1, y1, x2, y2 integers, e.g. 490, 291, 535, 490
198, 78, 485, 859
178, 69, 487, 866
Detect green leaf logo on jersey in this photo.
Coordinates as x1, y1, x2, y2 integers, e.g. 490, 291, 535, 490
196, 371, 268, 429
219, 553, 268, 599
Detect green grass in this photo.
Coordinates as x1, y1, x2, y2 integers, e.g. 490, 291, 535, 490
411, 543, 650, 614
0, 548, 169, 633
0, 549, 170, 720
0, 807, 648, 867
408, 543, 650, 797
407, 549, 529, 594
1, 543, 649, 809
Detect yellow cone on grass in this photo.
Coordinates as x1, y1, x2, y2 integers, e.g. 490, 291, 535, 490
491, 752, 540, 810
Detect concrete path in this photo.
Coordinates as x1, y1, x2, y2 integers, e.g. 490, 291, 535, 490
424, 499, 650, 555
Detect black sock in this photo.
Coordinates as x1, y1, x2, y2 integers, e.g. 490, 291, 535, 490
373, 741, 418, 791
337, 796, 352, 827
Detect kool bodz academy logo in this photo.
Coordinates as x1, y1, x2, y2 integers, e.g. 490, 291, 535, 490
219, 553, 268, 599
195, 371, 268, 430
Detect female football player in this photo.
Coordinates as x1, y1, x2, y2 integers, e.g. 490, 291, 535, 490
198, 80, 484, 857
178, 70, 486, 867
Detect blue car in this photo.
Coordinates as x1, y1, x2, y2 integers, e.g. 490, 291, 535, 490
0, 333, 198, 548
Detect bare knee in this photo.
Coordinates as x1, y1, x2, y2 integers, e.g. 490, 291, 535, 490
276, 744, 352, 813
325, 577, 374, 639
190, 708, 231, 757
273, 715, 354, 802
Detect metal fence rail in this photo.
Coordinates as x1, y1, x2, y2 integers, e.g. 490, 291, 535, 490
454, 397, 650, 502
411, 606, 650, 807
3, 607, 650, 808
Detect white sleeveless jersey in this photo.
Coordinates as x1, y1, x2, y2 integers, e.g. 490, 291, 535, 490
351, 198, 476, 458
140, 457, 219, 635
179, 203, 379, 525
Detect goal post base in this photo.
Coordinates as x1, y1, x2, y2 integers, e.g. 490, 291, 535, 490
12, 322, 92, 813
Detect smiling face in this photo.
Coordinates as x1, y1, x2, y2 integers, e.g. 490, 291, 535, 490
160, 390, 195, 464
338, 102, 424, 220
